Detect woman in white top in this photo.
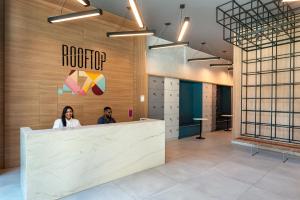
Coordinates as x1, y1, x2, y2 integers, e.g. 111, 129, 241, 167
53, 106, 81, 129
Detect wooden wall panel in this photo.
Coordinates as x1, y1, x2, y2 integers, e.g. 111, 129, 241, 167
232, 46, 241, 138
4, 0, 147, 168
133, 37, 148, 120
0, 0, 4, 169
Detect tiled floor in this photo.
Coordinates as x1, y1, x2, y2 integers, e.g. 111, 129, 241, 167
1, 131, 300, 200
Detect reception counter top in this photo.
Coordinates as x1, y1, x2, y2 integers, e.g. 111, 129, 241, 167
20, 119, 165, 200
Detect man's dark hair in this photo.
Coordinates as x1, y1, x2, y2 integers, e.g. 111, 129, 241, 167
104, 106, 112, 112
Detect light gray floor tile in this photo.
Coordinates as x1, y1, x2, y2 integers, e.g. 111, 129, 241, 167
0, 168, 22, 200
0, 183, 22, 200
214, 161, 268, 184
154, 160, 203, 182
0, 168, 20, 187
182, 169, 252, 200
227, 152, 281, 172
176, 155, 217, 171
150, 183, 219, 200
238, 186, 291, 200
113, 168, 177, 199
271, 160, 300, 182
61, 182, 135, 200
255, 170, 300, 200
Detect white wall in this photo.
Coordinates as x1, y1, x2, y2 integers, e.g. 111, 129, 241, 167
146, 36, 233, 139
148, 76, 180, 140
148, 76, 164, 120
146, 36, 233, 86
164, 78, 179, 140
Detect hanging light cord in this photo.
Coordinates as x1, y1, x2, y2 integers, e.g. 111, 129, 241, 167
117, 0, 144, 31
117, 7, 131, 32
180, 7, 183, 26
152, 23, 171, 45
60, 0, 67, 14
177, 5, 184, 36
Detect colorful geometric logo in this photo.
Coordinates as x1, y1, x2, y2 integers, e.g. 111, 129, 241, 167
58, 70, 105, 96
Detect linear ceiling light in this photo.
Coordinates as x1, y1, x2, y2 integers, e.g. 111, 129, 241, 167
282, 0, 299, 2
107, 30, 155, 37
77, 0, 90, 6
48, 9, 102, 23
128, 0, 144, 28
210, 63, 233, 67
149, 42, 189, 50
178, 17, 190, 42
188, 57, 220, 62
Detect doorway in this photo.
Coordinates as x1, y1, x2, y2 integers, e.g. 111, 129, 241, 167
216, 85, 232, 130
179, 80, 202, 139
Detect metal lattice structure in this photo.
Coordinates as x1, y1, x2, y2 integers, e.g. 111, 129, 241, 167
216, 0, 300, 144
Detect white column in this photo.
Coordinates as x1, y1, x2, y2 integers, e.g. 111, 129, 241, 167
164, 78, 179, 139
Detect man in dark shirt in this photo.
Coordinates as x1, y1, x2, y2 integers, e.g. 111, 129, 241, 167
97, 106, 116, 124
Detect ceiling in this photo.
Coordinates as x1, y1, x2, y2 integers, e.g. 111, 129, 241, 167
91, 0, 300, 61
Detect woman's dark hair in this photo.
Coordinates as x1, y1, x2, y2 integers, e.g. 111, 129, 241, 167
61, 106, 74, 127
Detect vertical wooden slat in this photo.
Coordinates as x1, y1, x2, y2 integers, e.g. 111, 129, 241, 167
0, 0, 4, 169
133, 37, 148, 120
232, 46, 242, 138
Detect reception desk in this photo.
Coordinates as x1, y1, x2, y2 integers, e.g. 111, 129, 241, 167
20, 119, 165, 200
